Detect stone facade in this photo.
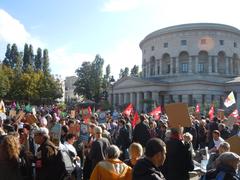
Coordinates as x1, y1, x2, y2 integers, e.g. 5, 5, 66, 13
109, 23, 240, 112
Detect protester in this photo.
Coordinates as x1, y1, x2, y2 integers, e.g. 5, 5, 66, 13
124, 142, 143, 167
162, 127, 194, 180
132, 114, 151, 147
206, 142, 230, 170
0, 135, 23, 180
209, 130, 225, 153
34, 127, 65, 180
90, 145, 132, 180
88, 126, 110, 174
202, 152, 240, 179
133, 138, 166, 180
116, 119, 131, 160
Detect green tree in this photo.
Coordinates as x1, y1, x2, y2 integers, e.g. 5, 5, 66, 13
3, 44, 11, 67
42, 49, 50, 75
0, 65, 10, 98
35, 48, 42, 71
130, 65, 139, 77
22, 43, 29, 71
74, 61, 93, 100
9, 44, 19, 69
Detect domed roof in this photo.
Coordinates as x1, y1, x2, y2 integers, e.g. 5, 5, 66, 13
140, 23, 240, 48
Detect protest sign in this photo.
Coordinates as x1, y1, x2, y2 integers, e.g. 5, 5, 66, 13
165, 103, 191, 128
9, 109, 17, 118
80, 123, 89, 143
49, 123, 62, 146
217, 109, 225, 121
15, 111, 25, 122
226, 135, 240, 155
70, 110, 76, 119
25, 114, 38, 124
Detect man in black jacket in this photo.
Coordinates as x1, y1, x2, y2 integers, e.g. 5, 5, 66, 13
133, 138, 166, 180
34, 127, 65, 180
162, 127, 194, 180
132, 114, 151, 147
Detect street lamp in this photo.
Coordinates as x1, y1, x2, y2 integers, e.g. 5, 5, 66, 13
109, 76, 115, 109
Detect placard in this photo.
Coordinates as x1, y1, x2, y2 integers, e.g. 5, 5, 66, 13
70, 110, 76, 119
165, 103, 191, 128
15, 111, 25, 122
217, 109, 225, 121
9, 110, 17, 118
49, 123, 62, 146
79, 123, 89, 142
226, 135, 240, 155
25, 114, 38, 124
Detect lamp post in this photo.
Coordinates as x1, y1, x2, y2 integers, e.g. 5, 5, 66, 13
109, 76, 115, 110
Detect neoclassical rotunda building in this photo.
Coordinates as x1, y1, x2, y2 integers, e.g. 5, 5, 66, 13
108, 23, 240, 112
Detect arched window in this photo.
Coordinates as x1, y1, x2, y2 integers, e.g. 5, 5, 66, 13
150, 56, 155, 76
162, 53, 170, 74
217, 51, 226, 74
179, 51, 189, 73
198, 51, 208, 73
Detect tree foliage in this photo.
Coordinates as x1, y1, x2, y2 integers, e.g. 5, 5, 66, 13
74, 55, 113, 103
0, 43, 63, 104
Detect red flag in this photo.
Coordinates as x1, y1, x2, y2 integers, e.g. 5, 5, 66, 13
229, 109, 239, 118
132, 112, 139, 128
123, 104, 133, 116
149, 106, 161, 120
208, 105, 214, 120
195, 104, 200, 113
88, 106, 92, 115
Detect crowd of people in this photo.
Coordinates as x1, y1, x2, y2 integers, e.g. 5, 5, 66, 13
0, 101, 240, 180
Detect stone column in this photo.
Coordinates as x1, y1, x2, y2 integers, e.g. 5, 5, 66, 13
182, 95, 188, 104
144, 92, 148, 112
225, 57, 229, 75
214, 56, 218, 74
113, 94, 117, 107
130, 92, 135, 107
208, 56, 212, 74
170, 57, 174, 75
237, 93, 240, 111
229, 57, 233, 75
205, 94, 212, 105
155, 60, 159, 77
195, 56, 199, 73
159, 58, 163, 75
189, 56, 193, 74
152, 91, 159, 106
136, 92, 141, 112
176, 57, 179, 74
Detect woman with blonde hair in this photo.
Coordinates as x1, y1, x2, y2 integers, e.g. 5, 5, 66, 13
90, 145, 132, 180
0, 135, 22, 180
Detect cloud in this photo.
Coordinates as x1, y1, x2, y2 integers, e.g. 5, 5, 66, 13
49, 47, 95, 79
102, 39, 142, 79
0, 9, 43, 51
101, 0, 141, 12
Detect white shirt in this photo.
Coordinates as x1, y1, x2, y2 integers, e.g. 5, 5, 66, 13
213, 137, 225, 149
63, 141, 77, 156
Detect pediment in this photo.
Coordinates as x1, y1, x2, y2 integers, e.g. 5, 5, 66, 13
114, 77, 156, 89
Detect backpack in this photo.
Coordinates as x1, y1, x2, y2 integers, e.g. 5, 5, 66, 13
47, 145, 75, 179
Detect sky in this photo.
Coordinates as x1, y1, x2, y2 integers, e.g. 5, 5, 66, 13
0, 0, 240, 80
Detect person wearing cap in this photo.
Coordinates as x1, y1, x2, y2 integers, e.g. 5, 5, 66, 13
133, 138, 166, 180
34, 127, 63, 180
89, 126, 110, 174
202, 152, 240, 179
